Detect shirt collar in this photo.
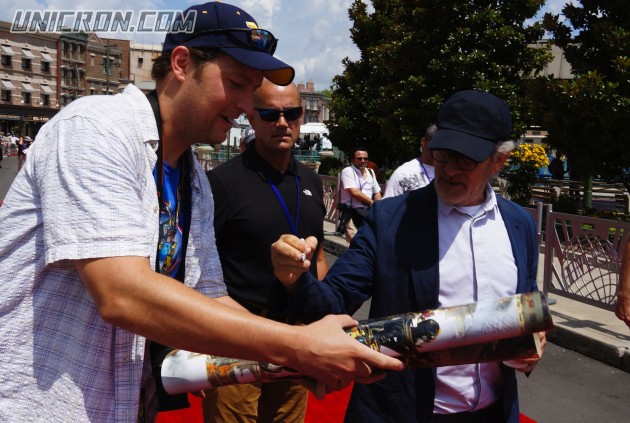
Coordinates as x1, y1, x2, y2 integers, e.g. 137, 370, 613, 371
243, 146, 299, 180
437, 183, 498, 218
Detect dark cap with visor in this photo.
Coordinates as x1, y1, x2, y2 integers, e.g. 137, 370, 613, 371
162, 2, 294, 86
429, 90, 512, 162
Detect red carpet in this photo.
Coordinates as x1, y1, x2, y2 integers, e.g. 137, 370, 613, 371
157, 385, 537, 422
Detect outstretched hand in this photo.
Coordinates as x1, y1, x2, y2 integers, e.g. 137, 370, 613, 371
271, 235, 318, 289
290, 314, 405, 398
503, 331, 547, 374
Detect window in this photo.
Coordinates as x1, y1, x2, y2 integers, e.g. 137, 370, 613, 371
313, 99, 318, 109
41, 61, 50, 73
1, 55, 11, 66
22, 58, 31, 70
137, 57, 144, 68
306, 99, 311, 109
1, 90, 11, 102
22, 91, 31, 104
41, 93, 50, 106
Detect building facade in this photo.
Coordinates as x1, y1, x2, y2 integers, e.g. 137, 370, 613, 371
0, 21, 59, 138
85, 34, 129, 97
297, 80, 329, 124
129, 41, 162, 92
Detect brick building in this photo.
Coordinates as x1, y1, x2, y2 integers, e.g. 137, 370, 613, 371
0, 21, 58, 137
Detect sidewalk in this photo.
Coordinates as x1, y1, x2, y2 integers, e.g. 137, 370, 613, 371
322, 221, 630, 372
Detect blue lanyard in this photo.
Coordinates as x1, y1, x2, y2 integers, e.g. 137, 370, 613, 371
418, 158, 433, 182
267, 175, 300, 235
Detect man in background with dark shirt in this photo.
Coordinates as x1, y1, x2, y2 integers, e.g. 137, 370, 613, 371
205, 79, 328, 422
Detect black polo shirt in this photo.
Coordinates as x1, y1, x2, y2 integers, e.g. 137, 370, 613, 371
207, 146, 325, 318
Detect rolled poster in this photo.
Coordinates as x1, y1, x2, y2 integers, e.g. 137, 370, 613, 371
162, 291, 552, 394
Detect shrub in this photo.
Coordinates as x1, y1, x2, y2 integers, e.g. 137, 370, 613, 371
318, 156, 345, 176
500, 144, 549, 206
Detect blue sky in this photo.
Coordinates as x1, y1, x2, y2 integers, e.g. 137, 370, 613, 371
0, 0, 568, 90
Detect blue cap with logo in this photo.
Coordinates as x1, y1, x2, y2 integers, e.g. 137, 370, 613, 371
162, 2, 294, 86
430, 90, 512, 162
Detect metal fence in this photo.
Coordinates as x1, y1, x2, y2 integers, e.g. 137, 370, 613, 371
541, 207, 629, 311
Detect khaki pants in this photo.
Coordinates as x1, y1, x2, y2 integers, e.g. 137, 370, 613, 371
345, 218, 357, 245
202, 381, 308, 423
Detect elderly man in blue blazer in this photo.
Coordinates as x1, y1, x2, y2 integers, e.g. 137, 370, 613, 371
270, 90, 545, 423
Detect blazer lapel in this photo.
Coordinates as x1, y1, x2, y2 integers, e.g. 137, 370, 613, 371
403, 185, 441, 311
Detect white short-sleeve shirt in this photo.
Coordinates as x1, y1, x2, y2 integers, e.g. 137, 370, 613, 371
0, 84, 226, 422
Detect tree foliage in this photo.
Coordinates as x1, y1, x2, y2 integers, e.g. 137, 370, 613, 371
541, 1, 630, 192
327, 0, 550, 165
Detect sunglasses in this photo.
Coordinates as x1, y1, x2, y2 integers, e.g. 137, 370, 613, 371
184, 28, 278, 55
431, 149, 479, 171
255, 107, 303, 122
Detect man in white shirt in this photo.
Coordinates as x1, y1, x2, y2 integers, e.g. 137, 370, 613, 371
339, 147, 382, 241
384, 124, 437, 198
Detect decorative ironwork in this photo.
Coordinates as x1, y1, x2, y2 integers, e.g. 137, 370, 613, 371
543, 210, 629, 310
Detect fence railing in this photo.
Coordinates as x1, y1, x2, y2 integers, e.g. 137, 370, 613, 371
541, 207, 629, 311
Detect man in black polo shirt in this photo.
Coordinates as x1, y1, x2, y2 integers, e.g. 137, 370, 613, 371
205, 80, 327, 422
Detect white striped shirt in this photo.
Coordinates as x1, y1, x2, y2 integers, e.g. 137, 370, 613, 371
0, 84, 226, 422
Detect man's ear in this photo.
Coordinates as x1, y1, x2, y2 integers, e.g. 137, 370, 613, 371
170, 46, 193, 82
492, 152, 510, 174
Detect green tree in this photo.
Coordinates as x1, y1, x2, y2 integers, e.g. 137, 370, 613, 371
541, 1, 630, 204
327, 0, 551, 165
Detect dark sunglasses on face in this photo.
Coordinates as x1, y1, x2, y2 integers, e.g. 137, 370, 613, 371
431, 149, 479, 171
255, 107, 303, 122
184, 28, 278, 55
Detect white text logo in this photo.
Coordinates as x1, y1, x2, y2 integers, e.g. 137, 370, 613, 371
11, 10, 197, 34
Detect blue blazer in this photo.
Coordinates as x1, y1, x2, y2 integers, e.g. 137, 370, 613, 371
272, 183, 539, 423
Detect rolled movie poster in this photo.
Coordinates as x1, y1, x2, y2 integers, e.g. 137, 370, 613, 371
161, 291, 553, 395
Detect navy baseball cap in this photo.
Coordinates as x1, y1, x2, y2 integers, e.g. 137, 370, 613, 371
162, 2, 294, 86
430, 90, 512, 162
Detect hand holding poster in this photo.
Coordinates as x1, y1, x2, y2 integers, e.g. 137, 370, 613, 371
161, 291, 553, 395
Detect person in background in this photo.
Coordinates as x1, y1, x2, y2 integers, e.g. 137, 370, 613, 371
548, 153, 565, 180
0, 2, 402, 421
384, 124, 437, 198
239, 126, 256, 153
339, 147, 382, 242
16, 136, 26, 172
205, 80, 329, 422
270, 90, 545, 423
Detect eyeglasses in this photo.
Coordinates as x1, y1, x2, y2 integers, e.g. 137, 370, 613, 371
255, 107, 303, 122
431, 150, 479, 171
184, 28, 278, 55
354, 157, 369, 161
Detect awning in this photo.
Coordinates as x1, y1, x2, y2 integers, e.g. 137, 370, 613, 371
41, 52, 54, 62
22, 49, 36, 59
21, 82, 36, 92
40, 85, 54, 94
1, 80, 16, 90
1, 45, 16, 56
